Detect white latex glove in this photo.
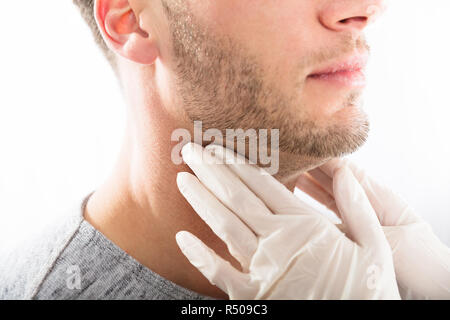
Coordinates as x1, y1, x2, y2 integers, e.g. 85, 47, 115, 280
297, 159, 450, 300
175, 143, 400, 300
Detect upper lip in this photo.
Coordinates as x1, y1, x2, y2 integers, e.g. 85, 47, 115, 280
308, 50, 369, 77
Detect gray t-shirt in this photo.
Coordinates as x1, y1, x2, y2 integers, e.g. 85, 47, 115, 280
0, 193, 213, 300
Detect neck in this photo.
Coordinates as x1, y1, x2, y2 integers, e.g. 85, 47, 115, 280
84, 65, 304, 299
85, 102, 240, 299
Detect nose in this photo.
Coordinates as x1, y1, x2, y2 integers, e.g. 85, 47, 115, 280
319, 0, 386, 33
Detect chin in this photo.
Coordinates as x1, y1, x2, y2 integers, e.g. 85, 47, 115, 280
272, 150, 330, 183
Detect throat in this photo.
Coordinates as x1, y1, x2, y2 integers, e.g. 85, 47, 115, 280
83, 168, 233, 300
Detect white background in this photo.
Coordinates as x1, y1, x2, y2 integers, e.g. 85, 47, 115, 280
0, 0, 449, 248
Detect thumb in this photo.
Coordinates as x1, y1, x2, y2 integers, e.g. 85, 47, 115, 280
322, 159, 419, 226
333, 166, 388, 250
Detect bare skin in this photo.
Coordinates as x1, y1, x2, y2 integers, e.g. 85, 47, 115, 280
85, 0, 385, 298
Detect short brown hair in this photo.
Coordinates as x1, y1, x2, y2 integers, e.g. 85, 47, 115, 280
72, 0, 117, 69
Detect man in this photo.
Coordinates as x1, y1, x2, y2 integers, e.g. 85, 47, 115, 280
1, 0, 437, 300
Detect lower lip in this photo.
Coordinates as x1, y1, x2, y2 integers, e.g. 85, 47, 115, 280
308, 69, 366, 88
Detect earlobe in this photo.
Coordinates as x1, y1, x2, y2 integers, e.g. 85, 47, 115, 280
95, 0, 158, 65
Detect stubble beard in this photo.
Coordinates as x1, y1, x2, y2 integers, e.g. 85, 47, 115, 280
163, 1, 370, 178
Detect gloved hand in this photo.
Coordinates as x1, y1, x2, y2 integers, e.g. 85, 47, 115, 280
297, 158, 450, 299
175, 143, 400, 300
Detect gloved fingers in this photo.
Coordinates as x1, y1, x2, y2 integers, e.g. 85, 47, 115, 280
177, 172, 258, 271
295, 172, 340, 218
344, 161, 419, 226
383, 225, 450, 299
205, 143, 319, 216
321, 159, 419, 226
319, 158, 347, 178
182, 143, 274, 236
333, 165, 389, 251
176, 231, 252, 298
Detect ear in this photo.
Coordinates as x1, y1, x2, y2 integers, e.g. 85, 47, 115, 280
95, 0, 158, 64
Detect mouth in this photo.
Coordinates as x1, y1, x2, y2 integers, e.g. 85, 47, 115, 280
307, 51, 369, 89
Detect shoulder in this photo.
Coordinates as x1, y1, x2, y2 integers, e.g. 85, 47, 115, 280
0, 194, 91, 300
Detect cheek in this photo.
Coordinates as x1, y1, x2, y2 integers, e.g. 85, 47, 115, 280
185, 0, 352, 123
185, 0, 320, 75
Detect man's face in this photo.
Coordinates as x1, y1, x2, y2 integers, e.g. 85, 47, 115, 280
148, 0, 384, 178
